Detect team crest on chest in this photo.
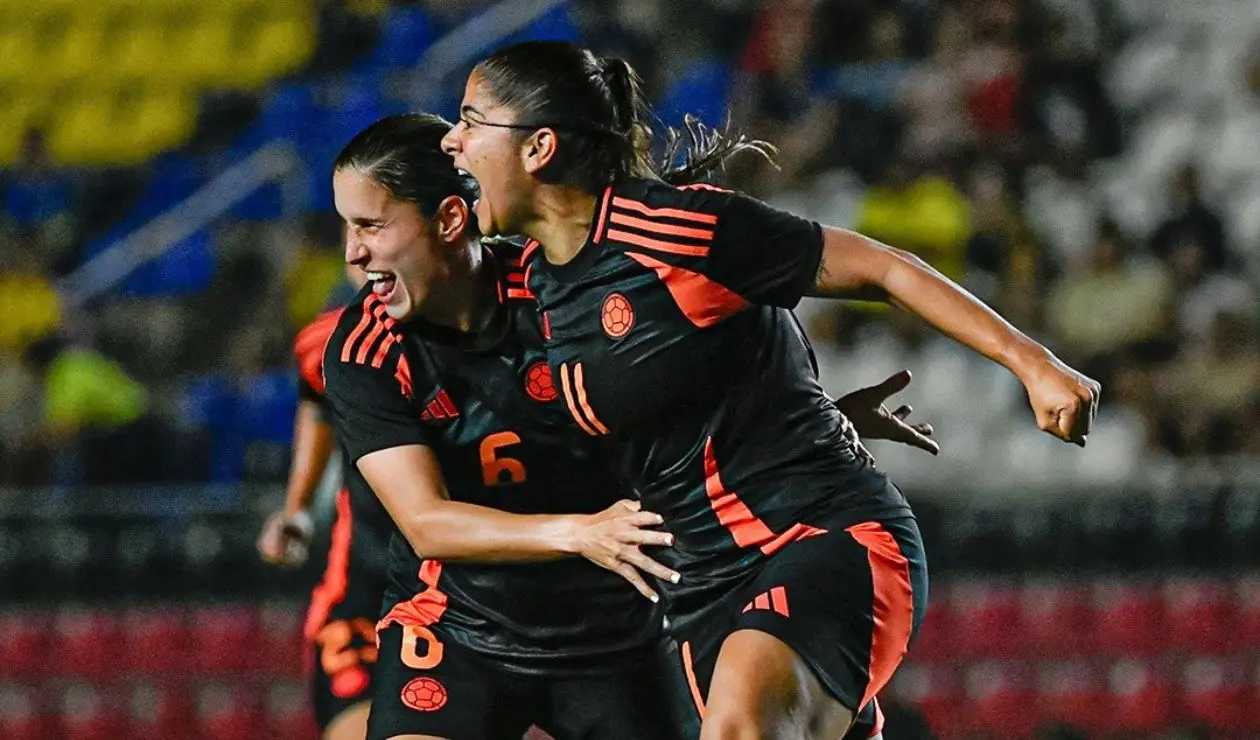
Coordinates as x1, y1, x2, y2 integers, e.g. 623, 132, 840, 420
524, 361, 557, 402
601, 292, 634, 339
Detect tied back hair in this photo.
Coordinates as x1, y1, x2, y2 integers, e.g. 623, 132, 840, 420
477, 41, 776, 192
334, 113, 480, 217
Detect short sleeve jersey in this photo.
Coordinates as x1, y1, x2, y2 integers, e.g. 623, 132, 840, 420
294, 309, 393, 575
525, 179, 912, 629
321, 244, 662, 675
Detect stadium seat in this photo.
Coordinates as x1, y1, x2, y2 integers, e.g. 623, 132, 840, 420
1089, 580, 1164, 656
1108, 659, 1174, 734
1234, 573, 1260, 647
889, 663, 958, 737
656, 60, 733, 132
264, 682, 318, 740
52, 608, 122, 679
0, 684, 51, 740
57, 683, 125, 740
232, 10, 316, 90
1162, 577, 1236, 654
0, 611, 49, 679
121, 607, 188, 676
948, 580, 1022, 658
195, 683, 263, 740
126, 681, 196, 739
907, 592, 952, 661
355, 4, 441, 72
256, 602, 306, 678
190, 604, 260, 675
956, 662, 1036, 738
1178, 656, 1246, 733
1018, 581, 1092, 658
1034, 661, 1108, 734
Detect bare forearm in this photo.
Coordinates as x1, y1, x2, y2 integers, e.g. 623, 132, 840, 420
283, 402, 334, 515
815, 228, 1051, 377
391, 500, 583, 563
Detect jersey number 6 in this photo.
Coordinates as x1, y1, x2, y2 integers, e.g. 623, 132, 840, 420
479, 431, 527, 487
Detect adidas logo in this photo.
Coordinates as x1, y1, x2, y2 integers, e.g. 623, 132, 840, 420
741, 586, 789, 617
420, 389, 459, 422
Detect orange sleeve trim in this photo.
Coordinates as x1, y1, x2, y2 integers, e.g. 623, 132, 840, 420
607, 228, 710, 257
846, 522, 914, 710
612, 196, 718, 225
681, 641, 707, 720
560, 363, 601, 436
593, 186, 614, 244
572, 363, 609, 434
609, 211, 715, 241
340, 297, 376, 362
304, 488, 353, 640
677, 183, 733, 193
624, 252, 747, 328
506, 288, 535, 299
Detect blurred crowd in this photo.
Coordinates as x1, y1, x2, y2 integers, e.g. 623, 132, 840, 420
1, 0, 1258, 487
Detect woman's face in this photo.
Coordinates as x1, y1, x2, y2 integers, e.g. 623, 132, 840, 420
442, 67, 540, 238
334, 168, 459, 322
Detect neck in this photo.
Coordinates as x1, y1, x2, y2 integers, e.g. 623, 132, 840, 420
523, 185, 600, 266
415, 239, 497, 334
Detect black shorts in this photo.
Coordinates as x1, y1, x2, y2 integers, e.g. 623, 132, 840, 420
672, 516, 928, 739
367, 622, 699, 740
305, 489, 389, 730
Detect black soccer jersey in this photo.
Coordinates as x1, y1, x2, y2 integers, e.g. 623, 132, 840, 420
321, 244, 662, 675
294, 309, 393, 577
525, 179, 913, 630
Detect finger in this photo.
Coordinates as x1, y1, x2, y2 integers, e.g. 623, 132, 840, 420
620, 546, 681, 584
616, 499, 641, 512
626, 511, 666, 527
872, 369, 913, 400
892, 404, 912, 420
893, 423, 940, 455
912, 422, 934, 437
622, 529, 675, 548
614, 563, 660, 603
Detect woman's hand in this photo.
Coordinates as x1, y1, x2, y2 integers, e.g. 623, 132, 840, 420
570, 499, 678, 602
834, 370, 939, 456
1018, 354, 1101, 446
257, 509, 314, 567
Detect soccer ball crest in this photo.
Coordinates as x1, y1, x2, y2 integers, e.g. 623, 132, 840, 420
401, 676, 448, 712
601, 292, 634, 339
524, 361, 557, 402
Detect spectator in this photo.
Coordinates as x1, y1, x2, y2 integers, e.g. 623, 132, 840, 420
897, 5, 976, 161
1, 131, 77, 263
1045, 220, 1174, 382
1166, 234, 1256, 343
0, 234, 62, 357
1150, 164, 1228, 272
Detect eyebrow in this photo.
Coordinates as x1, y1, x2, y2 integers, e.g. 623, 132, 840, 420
348, 217, 384, 226
460, 105, 484, 120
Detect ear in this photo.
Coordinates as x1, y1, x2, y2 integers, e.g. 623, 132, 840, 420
521, 127, 558, 175
433, 194, 470, 242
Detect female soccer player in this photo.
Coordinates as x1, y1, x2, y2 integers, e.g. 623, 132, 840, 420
258, 273, 394, 740
441, 41, 1100, 740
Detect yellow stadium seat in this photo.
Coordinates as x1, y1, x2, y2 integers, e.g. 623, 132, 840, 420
0, 94, 49, 167
230, 12, 315, 90
46, 88, 196, 166
105, 19, 175, 84
166, 15, 237, 88
40, 18, 107, 87
0, 27, 40, 87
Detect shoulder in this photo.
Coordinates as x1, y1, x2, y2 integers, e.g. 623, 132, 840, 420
324, 288, 412, 394
294, 308, 344, 395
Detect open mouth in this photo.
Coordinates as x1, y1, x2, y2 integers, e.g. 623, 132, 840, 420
365, 270, 397, 300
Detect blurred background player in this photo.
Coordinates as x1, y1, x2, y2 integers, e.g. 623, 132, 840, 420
258, 266, 392, 740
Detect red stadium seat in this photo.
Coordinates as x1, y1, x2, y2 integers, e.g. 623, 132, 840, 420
126, 681, 196, 739
1018, 581, 1092, 658
888, 663, 958, 738
909, 593, 953, 661
1163, 577, 1236, 654
196, 683, 264, 740
1108, 659, 1174, 734
1178, 657, 1246, 733
1237, 660, 1260, 733
121, 607, 188, 676
1090, 581, 1164, 656
256, 602, 306, 678
956, 662, 1036, 738
1233, 574, 1260, 649
264, 683, 318, 740
0, 684, 51, 740
51, 608, 122, 679
57, 683, 125, 740
0, 611, 49, 679
949, 581, 1022, 659
190, 605, 260, 675
1034, 661, 1108, 733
